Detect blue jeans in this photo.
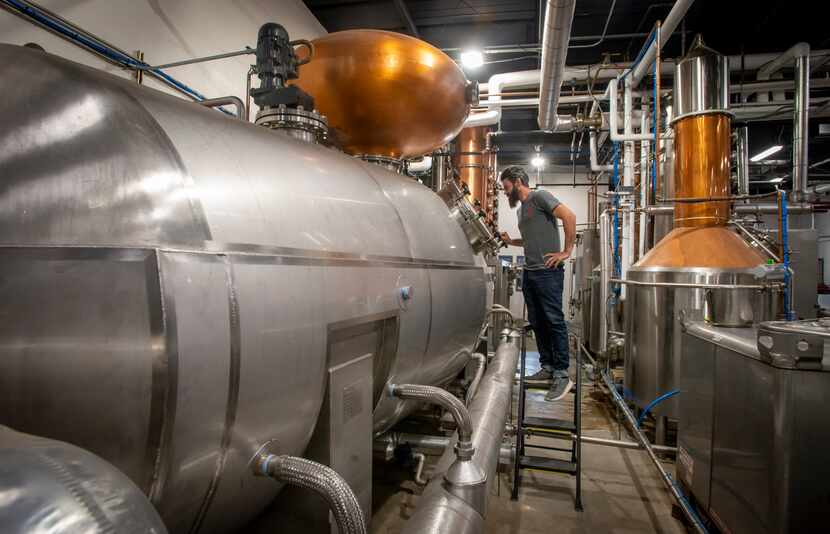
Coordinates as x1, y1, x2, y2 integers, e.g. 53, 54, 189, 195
522, 267, 569, 372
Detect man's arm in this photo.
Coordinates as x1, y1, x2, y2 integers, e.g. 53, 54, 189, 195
543, 203, 577, 268
499, 232, 523, 247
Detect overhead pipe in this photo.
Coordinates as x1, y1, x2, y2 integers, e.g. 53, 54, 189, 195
755, 43, 811, 198
537, 0, 576, 131
251, 454, 367, 534
629, 0, 696, 86
401, 330, 521, 534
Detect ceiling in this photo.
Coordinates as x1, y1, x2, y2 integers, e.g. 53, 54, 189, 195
302, 0, 830, 180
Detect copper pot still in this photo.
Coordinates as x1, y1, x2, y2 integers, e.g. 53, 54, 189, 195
292, 30, 475, 160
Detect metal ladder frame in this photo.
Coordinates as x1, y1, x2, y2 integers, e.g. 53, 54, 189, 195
511, 326, 583, 511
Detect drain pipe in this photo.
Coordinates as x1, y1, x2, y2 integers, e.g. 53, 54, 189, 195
537, 0, 576, 131
601, 372, 709, 534
401, 329, 521, 534
598, 210, 611, 354
251, 454, 367, 534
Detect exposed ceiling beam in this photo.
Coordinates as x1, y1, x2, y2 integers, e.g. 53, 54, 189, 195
392, 0, 419, 38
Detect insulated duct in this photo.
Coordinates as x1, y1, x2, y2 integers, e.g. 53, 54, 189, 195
401, 330, 521, 534
537, 0, 576, 131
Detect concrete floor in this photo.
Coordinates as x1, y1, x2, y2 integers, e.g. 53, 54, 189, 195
372, 346, 688, 534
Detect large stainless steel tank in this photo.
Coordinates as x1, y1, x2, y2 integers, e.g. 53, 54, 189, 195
0, 45, 485, 533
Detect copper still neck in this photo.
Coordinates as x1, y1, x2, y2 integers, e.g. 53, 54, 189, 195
673, 113, 732, 227
453, 126, 492, 218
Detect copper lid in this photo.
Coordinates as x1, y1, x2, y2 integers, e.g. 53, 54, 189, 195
634, 227, 767, 269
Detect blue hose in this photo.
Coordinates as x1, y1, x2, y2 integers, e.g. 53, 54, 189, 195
636, 389, 679, 427
2, 0, 232, 115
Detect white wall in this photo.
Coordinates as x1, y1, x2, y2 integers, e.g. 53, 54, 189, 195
0, 0, 325, 117
496, 164, 596, 320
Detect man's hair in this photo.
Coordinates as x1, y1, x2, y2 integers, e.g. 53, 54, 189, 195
500, 166, 529, 186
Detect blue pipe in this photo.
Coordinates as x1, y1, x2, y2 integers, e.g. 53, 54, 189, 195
621, 28, 657, 81
636, 389, 679, 427
781, 192, 793, 320
611, 142, 622, 299
2, 0, 233, 115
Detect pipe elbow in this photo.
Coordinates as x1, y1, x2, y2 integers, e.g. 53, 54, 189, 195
389, 384, 475, 457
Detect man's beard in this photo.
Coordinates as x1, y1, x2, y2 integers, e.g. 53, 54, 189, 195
508, 187, 520, 208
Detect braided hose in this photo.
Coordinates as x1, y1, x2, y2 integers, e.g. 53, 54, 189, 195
257, 455, 366, 534
389, 383, 475, 460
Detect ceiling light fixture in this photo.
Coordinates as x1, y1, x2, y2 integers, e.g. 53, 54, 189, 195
750, 145, 784, 162
460, 50, 484, 69
768, 177, 785, 183
531, 155, 546, 168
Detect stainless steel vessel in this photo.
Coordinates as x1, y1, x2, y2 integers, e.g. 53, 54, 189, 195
0, 45, 486, 534
624, 38, 774, 424
679, 320, 830, 534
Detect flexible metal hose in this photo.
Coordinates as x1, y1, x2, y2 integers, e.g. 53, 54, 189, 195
258, 455, 366, 534
389, 383, 475, 459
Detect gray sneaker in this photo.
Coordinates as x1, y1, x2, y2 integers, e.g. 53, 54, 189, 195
525, 368, 553, 383
545, 373, 574, 401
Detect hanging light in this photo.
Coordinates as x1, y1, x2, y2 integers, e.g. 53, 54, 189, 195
460, 50, 484, 69
750, 145, 783, 162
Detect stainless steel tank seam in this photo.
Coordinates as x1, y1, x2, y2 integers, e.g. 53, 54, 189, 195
252, 454, 367, 534
188, 256, 242, 534
147, 248, 177, 505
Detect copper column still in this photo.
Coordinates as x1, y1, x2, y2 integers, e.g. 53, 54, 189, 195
453, 126, 492, 218
623, 37, 773, 428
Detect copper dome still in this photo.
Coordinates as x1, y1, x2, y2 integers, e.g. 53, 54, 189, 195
292, 30, 473, 160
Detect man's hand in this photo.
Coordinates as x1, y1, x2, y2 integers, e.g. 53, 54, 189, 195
499, 232, 511, 245
544, 250, 571, 269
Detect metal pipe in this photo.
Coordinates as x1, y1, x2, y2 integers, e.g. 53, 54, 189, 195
609, 278, 771, 290
199, 96, 245, 120
252, 454, 367, 534
401, 330, 521, 534
600, 372, 709, 534
599, 210, 611, 354
389, 384, 474, 459
146, 47, 254, 70
2, 0, 213, 103
794, 50, 810, 199
245, 66, 256, 122
609, 79, 653, 141
590, 131, 614, 171
465, 353, 487, 406
412, 452, 428, 485
735, 126, 750, 196
645, 203, 814, 215
537, 0, 576, 131
569, 0, 617, 49
630, 0, 696, 86
581, 435, 676, 454
731, 221, 781, 262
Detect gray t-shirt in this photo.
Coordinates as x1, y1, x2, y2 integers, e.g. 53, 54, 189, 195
518, 190, 562, 270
